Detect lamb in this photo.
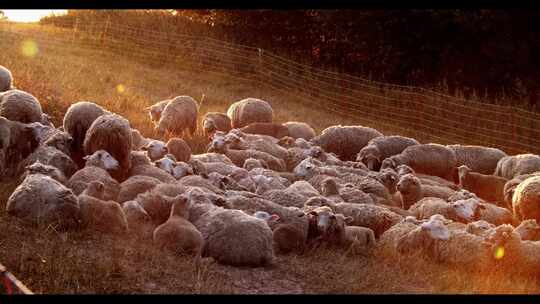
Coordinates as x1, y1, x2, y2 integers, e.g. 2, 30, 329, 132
77, 181, 129, 234
83, 113, 132, 180
512, 175, 540, 222
447, 144, 507, 175
135, 184, 188, 225
6, 173, 81, 230
141, 139, 168, 161
514, 219, 540, 241
381, 143, 458, 182
239, 122, 289, 139
202, 112, 232, 139
397, 173, 456, 209
495, 154, 540, 180
356, 135, 419, 171
283, 121, 316, 140
0, 89, 43, 123
117, 175, 162, 203
0, 65, 13, 92
66, 150, 121, 201
145, 99, 171, 124
227, 98, 273, 129
457, 165, 508, 206
153, 194, 204, 257
310, 125, 383, 161
63, 101, 109, 165
154, 95, 199, 138
22, 160, 67, 184
166, 138, 191, 163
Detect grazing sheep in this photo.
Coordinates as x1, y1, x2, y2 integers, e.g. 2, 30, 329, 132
6, 173, 81, 230
202, 112, 232, 139
153, 195, 204, 257
118, 175, 161, 203
0, 89, 43, 123
514, 219, 540, 241
227, 98, 273, 129
155, 95, 198, 138
283, 121, 316, 141
397, 173, 456, 209
22, 160, 67, 184
310, 125, 383, 161
239, 122, 289, 139
381, 143, 458, 182
512, 175, 540, 222
0, 65, 13, 92
356, 135, 419, 171
77, 181, 128, 234
166, 138, 191, 162
141, 140, 168, 161
67, 150, 120, 201
145, 99, 171, 124
63, 101, 108, 165
458, 165, 508, 206
84, 113, 132, 180
447, 144, 507, 175
495, 154, 540, 180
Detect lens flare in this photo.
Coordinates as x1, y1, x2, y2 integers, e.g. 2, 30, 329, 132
116, 84, 126, 94
494, 246, 505, 260
21, 39, 39, 57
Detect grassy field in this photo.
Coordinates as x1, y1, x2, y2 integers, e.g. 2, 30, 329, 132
1, 22, 540, 294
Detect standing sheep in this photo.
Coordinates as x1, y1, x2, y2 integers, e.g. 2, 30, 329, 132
202, 112, 232, 139
83, 113, 132, 180
283, 121, 316, 141
227, 98, 273, 129
447, 144, 507, 175
0, 89, 43, 124
495, 154, 540, 180
145, 99, 171, 124
155, 95, 199, 138
0, 65, 13, 92
356, 135, 419, 171
239, 122, 289, 139
310, 125, 383, 162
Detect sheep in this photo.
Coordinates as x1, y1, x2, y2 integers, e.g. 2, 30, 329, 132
356, 135, 419, 171
83, 113, 132, 180
62, 101, 109, 165
122, 200, 152, 238
221, 132, 289, 160
191, 152, 234, 165
77, 181, 128, 234
118, 175, 161, 203
21, 145, 78, 180
187, 189, 275, 267
41, 131, 74, 157
464, 220, 496, 238
200, 161, 248, 182
381, 143, 458, 182
135, 184, 189, 225
503, 172, 540, 209
397, 173, 456, 210
0, 89, 43, 123
131, 128, 150, 151
153, 194, 204, 257
129, 160, 177, 184
458, 165, 508, 207
512, 175, 540, 222
345, 226, 377, 254
283, 121, 316, 141
513, 219, 540, 241
495, 154, 540, 180
0, 117, 40, 177
340, 174, 394, 205
243, 157, 267, 171
145, 99, 171, 124
166, 138, 191, 163
66, 150, 120, 201
369, 168, 399, 195
141, 139, 168, 161
228, 128, 280, 144
155, 95, 198, 138
227, 98, 273, 129
305, 206, 353, 246
6, 173, 81, 230
321, 177, 375, 205
40, 113, 55, 128
0, 65, 13, 92
207, 172, 249, 192
239, 122, 289, 139
447, 144, 507, 175
395, 165, 459, 190
293, 157, 340, 180
177, 175, 224, 195
22, 160, 67, 184
202, 112, 232, 139
310, 125, 383, 161
265, 181, 321, 208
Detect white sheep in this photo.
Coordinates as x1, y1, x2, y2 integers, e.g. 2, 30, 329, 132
227, 98, 273, 129
447, 144, 507, 175
310, 125, 383, 161
0, 89, 43, 124
190, 152, 234, 165
0, 117, 41, 177
512, 175, 540, 222
220, 131, 289, 160
495, 154, 540, 179
141, 139, 168, 161
22, 160, 67, 184
122, 200, 152, 238
155, 95, 199, 138
239, 122, 289, 139
356, 135, 419, 171
503, 172, 540, 209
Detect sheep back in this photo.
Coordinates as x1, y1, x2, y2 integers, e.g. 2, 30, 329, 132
283, 121, 316, 140
156, 95, 198, 136
310, 125, 383, 161
447, 144, 507, 175
0, 90, 43, 123
227, 98, 273, 129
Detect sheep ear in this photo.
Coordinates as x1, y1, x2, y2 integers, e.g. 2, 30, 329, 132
83, 155, 90, 160
345, 216, 353, 224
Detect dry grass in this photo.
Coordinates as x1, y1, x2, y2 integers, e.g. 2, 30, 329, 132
1, 22, 540, 294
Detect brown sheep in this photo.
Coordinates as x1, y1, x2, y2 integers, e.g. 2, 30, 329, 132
166, 137, 192, 163
458, 165, 508, 207
202, 112, 232, 139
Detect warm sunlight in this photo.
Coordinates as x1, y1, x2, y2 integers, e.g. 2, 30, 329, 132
2, 10, 67, 23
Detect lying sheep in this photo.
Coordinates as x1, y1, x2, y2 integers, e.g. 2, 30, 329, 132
118, 175, 161, 203
465, 220, 496, 238
22, 143, 78, 180
447, 144, 507, 175
191, 152, 234, 165
495, 154, 540, 179
145, 99, 171, 125
283, 121, 316, 141
381, 143, 458, 182
177, 175, 225, 195
122, 200, 152, 237
166, 138, 191, 163
0, 89, 43, 123
396, 164, 458, 190
512, 175, 540, 222
129, 154, 177, 183
155, 95, 198, 138
503, 172, 540, 209
154, 155, 192, 180
227, 98, 273, 129
321, 177, 375, 205
136, 185, 187, 225
6, 173, 81, 230
239, 122, 289, 139
203, 161, 248, 182
84, 113, 132, 180
153, 194, 204, 257
265, 180, 321, 208
356, 135, 419, 171
141, 139, 168, 161
0, 117, 40, 178
0, 65, 13, 92
221, 132, 289, 160
67, 150, 121, 201
22, 160, 67, 184
78, 181, 128, 234
202, 112, 232, 139
458, 165, 508, 207
514, 219, 540, 241
345, 226, 377, 254
397, 173, 456, 210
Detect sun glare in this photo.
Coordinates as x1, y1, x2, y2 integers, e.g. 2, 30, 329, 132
2, 10, 67, 23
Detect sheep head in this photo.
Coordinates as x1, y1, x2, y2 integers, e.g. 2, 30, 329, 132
83, 150, 120, 171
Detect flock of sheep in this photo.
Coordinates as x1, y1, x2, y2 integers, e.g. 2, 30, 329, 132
3, 63, 540, 272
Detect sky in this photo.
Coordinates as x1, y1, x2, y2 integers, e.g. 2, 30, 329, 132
2, 10, 68, 22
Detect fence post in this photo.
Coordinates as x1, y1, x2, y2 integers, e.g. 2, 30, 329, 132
72, 16, 79, 44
